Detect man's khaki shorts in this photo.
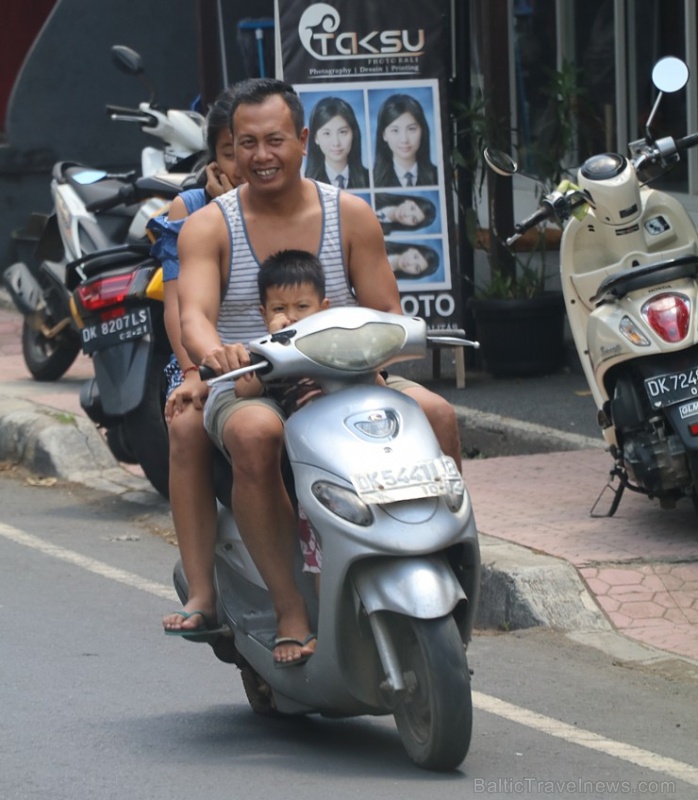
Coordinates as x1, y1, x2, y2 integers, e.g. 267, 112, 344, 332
203, 373, 420, 455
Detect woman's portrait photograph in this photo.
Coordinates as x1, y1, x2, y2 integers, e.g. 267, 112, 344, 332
385, 239, 445, 287
300, 92, 369, 189
374, 191, 440, 235
370, 87, 439, 189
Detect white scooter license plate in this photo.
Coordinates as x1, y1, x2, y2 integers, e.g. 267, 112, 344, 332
80, 307, 152, 354
644, 367, 698, 408
351, 456, 462, 505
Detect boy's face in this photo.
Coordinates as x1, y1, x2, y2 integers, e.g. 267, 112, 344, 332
260, 282, 329, 328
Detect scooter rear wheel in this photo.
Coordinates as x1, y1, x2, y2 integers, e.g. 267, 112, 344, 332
240, 665, 281, 717
22, 316, 80, 382
391, 613, 472, 771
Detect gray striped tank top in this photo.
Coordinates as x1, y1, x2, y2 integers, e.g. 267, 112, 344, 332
213, 181, 356, 346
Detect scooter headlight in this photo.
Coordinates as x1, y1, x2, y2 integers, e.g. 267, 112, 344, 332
312, 481, 374, 526
297, 322, 406, 371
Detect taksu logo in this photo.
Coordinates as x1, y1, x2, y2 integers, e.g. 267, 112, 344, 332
298, 3, 425, 60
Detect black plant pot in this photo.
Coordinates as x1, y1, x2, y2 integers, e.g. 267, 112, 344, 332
469, 292, 566, 377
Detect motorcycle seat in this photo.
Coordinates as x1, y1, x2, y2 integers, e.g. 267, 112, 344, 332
56, 162, 138, 217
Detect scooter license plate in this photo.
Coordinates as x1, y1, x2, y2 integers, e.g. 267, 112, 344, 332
350, 456, 462, 505
644, 367, 698, 408
80, 307, 152, 354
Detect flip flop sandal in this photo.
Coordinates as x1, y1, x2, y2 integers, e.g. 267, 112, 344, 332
273, 633, 317, 668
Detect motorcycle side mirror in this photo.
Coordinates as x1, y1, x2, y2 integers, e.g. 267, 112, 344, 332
111, 44, 157, 104
483, 147, 518, 177
111, 45, 144, 76
73, 170, 108, 185
652, 56, 690, 94
645, 57, 689, 141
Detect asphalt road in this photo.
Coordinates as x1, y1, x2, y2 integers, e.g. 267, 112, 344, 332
3, 469, 698, 799
393, 357, 602, 442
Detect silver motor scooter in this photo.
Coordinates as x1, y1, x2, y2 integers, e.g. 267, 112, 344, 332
172, 307, 481, 771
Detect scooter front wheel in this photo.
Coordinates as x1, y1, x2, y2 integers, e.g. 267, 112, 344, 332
391, 613, 472, 771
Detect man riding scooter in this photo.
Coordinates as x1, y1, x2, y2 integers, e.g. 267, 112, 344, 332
172, 77, 462, 664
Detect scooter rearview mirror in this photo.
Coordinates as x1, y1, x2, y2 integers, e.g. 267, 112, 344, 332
111, 44, 156, 104
645, 57, 689, 142
483, 147, 518, 177
111, 45, 144, 76
652, 56, 689, 94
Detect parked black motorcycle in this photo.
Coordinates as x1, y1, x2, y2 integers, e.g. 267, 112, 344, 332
68, 244, 171, 498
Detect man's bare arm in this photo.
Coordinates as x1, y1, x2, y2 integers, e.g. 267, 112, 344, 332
340, 193, 402, 314
178, 204, 252, 376
177, 204, 225, 366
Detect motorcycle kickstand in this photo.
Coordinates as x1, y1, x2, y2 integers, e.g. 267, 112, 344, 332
590, 465, 628, 518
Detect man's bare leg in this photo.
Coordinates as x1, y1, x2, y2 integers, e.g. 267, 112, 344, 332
224, 405, 315, 664
403, 385, 463, 472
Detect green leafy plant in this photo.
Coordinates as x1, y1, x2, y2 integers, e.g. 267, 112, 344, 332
453, 60, 585, 300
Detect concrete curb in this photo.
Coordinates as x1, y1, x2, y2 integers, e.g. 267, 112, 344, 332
475, 534, 610, 632
0, 395, 167, 508
454, 404, 604, 457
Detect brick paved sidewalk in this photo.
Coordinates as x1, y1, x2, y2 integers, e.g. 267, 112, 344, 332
466, 449, 698, 662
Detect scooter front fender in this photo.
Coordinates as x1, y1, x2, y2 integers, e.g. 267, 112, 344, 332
352, 556, 466, 619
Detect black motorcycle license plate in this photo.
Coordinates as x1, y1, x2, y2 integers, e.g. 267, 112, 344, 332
80, 307, 152, 354
644, 367, 698, 408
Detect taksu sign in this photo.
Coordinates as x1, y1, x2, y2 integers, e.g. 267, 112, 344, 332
275, 0, 461, 329
297, 2, 425, 62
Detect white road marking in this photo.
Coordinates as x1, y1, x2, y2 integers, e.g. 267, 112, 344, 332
4, 522, 698, 786
473, 691, 698, 787
0, 522, 177, 601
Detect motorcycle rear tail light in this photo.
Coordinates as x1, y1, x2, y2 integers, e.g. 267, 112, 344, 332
641, 293, 691, 343
76, 273, 136, 311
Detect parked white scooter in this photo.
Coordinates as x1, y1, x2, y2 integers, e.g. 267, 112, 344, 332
107, 44, 206, 177
486, 56, 698, 515
172, 307, 481, 771
2, 44, 204, 382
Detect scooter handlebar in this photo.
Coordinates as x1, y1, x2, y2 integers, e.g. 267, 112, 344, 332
85, 184, 136, 213
515, 204, 554, 232
199, 353, 270, 385
105, 104, 157, 127
677, 132, 698, 152
505, 204, 554, 246
427, 330, 480, 349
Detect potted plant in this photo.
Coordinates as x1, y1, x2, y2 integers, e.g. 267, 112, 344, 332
454, 61, 584, 377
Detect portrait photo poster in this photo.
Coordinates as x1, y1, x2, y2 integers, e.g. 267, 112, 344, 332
297, 79, 451, 292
